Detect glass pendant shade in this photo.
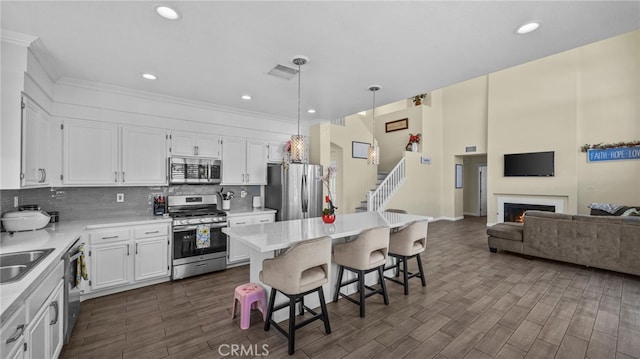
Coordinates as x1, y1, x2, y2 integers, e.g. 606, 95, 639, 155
290, 134, 306, 163
367, 144, 379, 165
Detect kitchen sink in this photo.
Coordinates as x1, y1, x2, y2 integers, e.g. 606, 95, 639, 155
0, 248, 54, 283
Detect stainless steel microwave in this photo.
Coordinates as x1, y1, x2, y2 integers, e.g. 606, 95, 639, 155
169, 157, 222, 184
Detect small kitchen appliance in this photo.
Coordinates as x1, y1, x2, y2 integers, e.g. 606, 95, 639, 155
1, 209, 51, 232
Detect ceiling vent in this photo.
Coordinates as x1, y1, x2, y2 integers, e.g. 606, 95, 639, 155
268, 64, 298, 80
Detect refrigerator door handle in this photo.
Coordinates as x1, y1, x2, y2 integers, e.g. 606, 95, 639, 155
301, 174, 308, 214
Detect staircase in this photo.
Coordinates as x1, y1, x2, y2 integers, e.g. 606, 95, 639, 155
355, 158, 406, 213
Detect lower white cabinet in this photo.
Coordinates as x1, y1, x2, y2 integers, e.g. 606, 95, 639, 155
227, 213, 275, 264
26, 279, 63, 359
87, 223, 170, 294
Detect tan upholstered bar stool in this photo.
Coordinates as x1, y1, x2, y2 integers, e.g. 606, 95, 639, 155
384, 209, 408, 233
260, 236, 332, 355
333, 226, 390, 317
384, 220, 429, 295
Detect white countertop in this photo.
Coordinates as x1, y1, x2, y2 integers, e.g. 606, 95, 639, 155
224, 207, 277, 217
0, 215, 171, 323
222, 211, 432, 253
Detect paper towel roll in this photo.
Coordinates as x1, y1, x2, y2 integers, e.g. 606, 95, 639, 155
252, 196, 261, 208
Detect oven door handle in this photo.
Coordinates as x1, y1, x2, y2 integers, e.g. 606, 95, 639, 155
174, 224, 226, 232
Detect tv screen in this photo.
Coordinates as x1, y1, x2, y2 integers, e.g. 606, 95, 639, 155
504, 151, 554, 177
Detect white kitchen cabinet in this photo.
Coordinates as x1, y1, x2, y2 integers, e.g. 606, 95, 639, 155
222, 138, 267, 185
227, 212, 275, 264
21, 96, 50, 187
87, 223, 170, 294
170, 131, 221, 158
1, 305, 26, 359
25, 280, 63, 359
90, 241, 131, 291
121, 126, 168, 185
62, 119, 167, 186
267, 141, 287, 163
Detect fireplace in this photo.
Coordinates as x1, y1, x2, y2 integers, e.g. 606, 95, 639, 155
504, 203, 555, 223
496, 195, 566, 224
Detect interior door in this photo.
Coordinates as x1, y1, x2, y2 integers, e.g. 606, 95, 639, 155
479, 165, 488, 216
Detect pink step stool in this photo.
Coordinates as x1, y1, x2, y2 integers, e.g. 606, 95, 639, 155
231, 283, 267, 329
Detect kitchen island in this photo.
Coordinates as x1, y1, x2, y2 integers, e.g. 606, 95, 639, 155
222, 211, 432, 321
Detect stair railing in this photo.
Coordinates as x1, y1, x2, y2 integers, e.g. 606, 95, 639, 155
367, 157, 405, 212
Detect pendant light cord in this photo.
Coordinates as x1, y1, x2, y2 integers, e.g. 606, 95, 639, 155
371, 89, 376, 143
297, 63, 301, 136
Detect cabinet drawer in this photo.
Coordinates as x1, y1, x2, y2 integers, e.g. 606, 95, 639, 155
1, 304, 26, 356
229, 217, 252, 226
134, 224, 168, 239
254, 214, 275, 224
26, 260, 64, 320
89, 228, 131, 243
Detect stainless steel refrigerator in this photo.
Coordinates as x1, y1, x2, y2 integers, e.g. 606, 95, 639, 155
265, 163, 323, 221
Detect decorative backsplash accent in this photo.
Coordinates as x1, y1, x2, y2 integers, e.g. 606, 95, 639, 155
0, 185, 260, 223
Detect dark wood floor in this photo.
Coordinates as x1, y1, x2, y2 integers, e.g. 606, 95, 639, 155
61, 216, 640, 359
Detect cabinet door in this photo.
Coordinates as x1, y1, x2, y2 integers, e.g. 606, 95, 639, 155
268, 141, 286, 163
222, 137, 246, 185
227, 216, 253, 263
170, 131, 197, 156
196, 134, 221, 158
121, 126, 167, 185
48, 281, 64, 359
25, 303, 47, 359
21, 98, 49, 187
90, 241, 131, 291
63, 120, 119, 185
245, 140, 267, 185
134, 237, 170, 282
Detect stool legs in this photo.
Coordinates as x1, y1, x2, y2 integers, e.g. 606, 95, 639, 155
264, 287, 331, 355
384, 253, 427, 295
333, 264, 389, 317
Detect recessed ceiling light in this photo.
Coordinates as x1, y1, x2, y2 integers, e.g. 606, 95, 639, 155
241, 95, 252, 100
155, 5, 181, 20
141, 73, 157, 80
307, 109, 316, 114
516, 21, 541, 35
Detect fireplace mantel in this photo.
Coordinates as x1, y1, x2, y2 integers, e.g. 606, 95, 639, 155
497, 195, 566, 223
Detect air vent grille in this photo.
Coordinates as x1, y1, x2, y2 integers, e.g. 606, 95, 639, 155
268, 64, 298, 80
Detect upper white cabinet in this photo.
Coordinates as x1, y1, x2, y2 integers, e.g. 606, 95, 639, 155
267, 141, 287, 163
21, 96, 51, 187
222, 138, 267, 185
121, 126, 168, 185
62, 119, 167, 186
170, 131, 221, 158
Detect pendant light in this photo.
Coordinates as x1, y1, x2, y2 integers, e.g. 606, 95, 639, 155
368, 85, 381, 165
290, 56, 308, 163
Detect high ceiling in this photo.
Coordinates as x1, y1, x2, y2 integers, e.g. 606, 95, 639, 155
2, 1, 639, 123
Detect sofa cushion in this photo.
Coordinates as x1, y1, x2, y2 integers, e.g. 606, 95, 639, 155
524, 210, 573, 220
487, 222, 523, 241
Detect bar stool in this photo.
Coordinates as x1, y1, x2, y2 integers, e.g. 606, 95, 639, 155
384, 220, 429, 295
260, 236, 332, 355
333, 226, 390, 317
384, 208, 408, 233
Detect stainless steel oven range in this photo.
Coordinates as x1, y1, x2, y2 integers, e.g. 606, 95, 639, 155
168, 195, 227, 280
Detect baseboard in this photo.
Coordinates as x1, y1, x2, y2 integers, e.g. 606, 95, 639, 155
463, 211, 479, 216
437, 216, 464, 221
486, 222, 497, 227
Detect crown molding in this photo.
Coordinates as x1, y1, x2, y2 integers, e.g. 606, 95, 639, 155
1, 29, 37, 47
56, 77, 297, 125
28, 38, 61, 82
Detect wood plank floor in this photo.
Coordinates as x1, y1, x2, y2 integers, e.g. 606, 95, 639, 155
61, 216, 640, 359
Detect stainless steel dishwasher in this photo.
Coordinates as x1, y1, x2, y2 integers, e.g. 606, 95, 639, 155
63, 238, 83, 343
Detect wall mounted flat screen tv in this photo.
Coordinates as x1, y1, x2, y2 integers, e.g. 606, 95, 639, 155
504, 151, 554, 177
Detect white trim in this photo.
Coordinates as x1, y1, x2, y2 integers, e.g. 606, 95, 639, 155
28, 38, 60, 82
497, 195, 566, 223
56, 77, 296, 125
438, 216, 464, 221
1, 29, 37, 46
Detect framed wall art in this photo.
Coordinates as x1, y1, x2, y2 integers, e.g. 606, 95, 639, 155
352, 141, 370, 159
385, 118, 408, 133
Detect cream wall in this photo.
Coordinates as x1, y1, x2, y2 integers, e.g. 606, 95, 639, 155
375, 105, 423, 173
576, 30, 640, 212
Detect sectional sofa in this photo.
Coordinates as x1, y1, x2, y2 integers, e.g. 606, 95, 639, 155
487, 210, 640, 276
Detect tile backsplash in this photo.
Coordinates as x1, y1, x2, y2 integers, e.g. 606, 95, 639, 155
0, 185, 260, 222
